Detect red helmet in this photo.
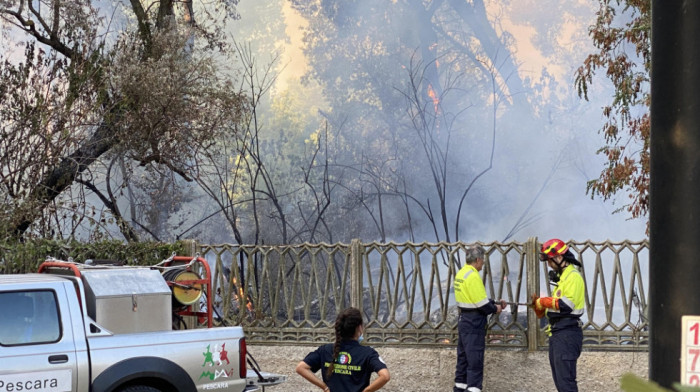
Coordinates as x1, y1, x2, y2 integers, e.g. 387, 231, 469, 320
540, 238, 568, 261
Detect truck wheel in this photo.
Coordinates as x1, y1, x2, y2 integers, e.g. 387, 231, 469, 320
118, 386, 161, 392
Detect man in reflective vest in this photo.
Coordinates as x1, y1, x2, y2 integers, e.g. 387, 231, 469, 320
453, 245, 506, 392
531, 238, 585, 392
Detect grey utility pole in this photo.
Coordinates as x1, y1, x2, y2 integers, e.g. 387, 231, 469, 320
649, 0, 700, 388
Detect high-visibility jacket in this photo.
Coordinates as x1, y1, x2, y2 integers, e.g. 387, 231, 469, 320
546, 264, 585, 335
454, 264, 496, 313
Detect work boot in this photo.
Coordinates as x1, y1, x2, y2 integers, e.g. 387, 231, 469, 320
466, 388, 481, 392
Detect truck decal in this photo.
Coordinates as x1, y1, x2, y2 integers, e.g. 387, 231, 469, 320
217, 343, 231, 365
202, 344, 215, 367
0, 369, 72, 392
199, 342, 236, 381
202, 343, 231, 367
199, 370, 227, 381
202, 381, 230, 390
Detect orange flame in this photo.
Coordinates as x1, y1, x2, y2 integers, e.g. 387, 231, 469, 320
427, 84, 439, 114
230, 277, 254, 312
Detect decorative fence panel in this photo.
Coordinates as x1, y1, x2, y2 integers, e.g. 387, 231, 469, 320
198, 238, 649, 351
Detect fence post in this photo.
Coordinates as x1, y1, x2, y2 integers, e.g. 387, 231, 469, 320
350, 239, 363, 309
180, 239, 198, 258
526, 236, 540, 352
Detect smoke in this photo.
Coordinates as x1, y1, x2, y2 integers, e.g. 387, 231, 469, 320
1, 0, 647, 243
222, 0, 647, 244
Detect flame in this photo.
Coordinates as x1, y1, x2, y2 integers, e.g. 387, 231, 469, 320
230, 276, 254, 313
427, 84, 439, 114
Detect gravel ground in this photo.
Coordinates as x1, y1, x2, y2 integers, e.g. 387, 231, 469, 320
249, 344, 648, 392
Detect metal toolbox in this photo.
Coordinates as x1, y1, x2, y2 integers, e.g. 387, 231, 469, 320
80, 268, 172, 333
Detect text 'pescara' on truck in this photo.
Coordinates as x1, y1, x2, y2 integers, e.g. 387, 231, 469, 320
0, 255, 286, 392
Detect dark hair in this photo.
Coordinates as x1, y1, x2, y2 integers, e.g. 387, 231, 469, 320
563, 250, 582, 267
327, 307, 364, 378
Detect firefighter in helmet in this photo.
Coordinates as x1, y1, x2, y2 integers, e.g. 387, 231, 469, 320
531, 239, 585, 392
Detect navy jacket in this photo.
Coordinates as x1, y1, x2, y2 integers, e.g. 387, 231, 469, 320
303, 340, 387, 392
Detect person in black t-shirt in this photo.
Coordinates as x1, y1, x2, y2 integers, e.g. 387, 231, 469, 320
296, 307, 390, 392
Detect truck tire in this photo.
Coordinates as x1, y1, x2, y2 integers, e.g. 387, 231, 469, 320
118, 386, 161, 392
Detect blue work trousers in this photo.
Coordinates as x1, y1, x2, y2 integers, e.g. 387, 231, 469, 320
548, 327, 583, 392
454, 313, 486, 391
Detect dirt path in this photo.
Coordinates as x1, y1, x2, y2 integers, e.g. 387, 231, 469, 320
249, 344, 648, 391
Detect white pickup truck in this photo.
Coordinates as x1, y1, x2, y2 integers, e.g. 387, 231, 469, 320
0, 258, 285, 392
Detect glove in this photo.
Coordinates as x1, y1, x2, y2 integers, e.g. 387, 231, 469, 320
537, 296, 559, 311
530, 294, 546, 319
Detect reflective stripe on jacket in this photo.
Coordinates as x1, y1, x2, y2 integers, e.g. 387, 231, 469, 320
546, 264, 585, 333
454, 264, 495, 313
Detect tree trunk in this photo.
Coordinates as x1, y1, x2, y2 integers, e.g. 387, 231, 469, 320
12, 119, 116, 237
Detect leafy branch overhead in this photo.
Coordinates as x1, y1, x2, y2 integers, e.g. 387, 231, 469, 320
575, 0, 651, 222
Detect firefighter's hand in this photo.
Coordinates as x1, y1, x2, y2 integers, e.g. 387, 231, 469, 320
538, 296, 559, 311
499, 299, 507, 309
534, 306, 545, 319
530, 294, 542, 311
495, 304, 503, 314
531, 294, 546, 319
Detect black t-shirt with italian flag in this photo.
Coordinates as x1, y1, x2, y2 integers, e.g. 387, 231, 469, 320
303, 339, 387, 392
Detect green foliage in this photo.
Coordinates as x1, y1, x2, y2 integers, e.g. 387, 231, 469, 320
621, 374, 671, 392
621, 374, 700, 392
0, 239, 185, 274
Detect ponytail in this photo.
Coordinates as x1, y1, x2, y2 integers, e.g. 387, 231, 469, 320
563, 250, 582, 267
326, 307, 363, 378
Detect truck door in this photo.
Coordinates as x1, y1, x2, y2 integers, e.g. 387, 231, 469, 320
0, 287, 81, 391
